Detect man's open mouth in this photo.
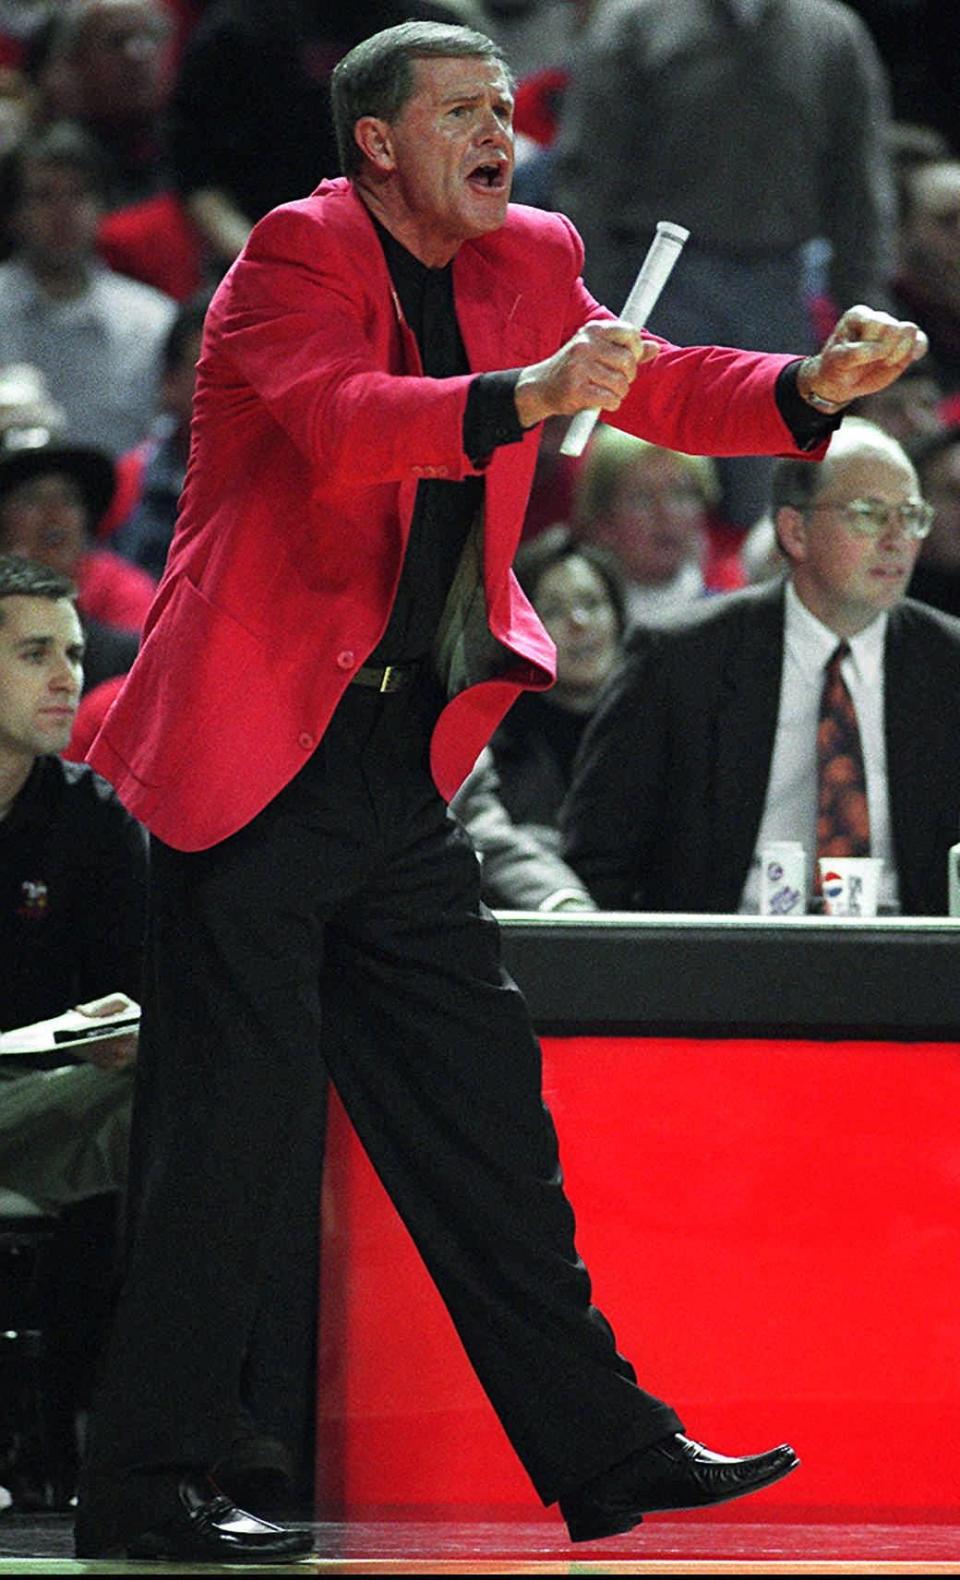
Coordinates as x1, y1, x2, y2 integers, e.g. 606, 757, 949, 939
467, 163, 507, 190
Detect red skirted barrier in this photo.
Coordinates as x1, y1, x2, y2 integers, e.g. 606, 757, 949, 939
317, 1036, 960, 1521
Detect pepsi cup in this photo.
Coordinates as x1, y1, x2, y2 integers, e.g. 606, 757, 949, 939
818, 857, 883, 917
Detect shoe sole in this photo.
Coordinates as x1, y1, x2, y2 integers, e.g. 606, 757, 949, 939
565, 1450, 800, 1542
126, 1536, 315, 1561
77, 1533, 315, 1561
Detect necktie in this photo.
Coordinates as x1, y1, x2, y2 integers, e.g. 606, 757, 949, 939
816, 641, 871, 862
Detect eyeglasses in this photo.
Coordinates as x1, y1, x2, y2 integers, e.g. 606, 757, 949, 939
806, 497, 935, 540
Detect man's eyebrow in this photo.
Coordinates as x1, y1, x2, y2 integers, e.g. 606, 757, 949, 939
441, 87, 514, 105
13, 634, 84, 654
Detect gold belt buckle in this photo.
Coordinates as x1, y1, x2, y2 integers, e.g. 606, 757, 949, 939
379, 664, 395, 693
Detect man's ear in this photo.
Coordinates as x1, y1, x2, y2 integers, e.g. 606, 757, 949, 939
353, 116, 396, 172
775, 504, 808, 563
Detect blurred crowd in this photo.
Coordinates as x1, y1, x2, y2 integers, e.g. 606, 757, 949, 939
0, 3, 955, 841
4, 0, 960, 1514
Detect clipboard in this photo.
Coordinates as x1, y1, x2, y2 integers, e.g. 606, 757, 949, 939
0, 993, 141, 1057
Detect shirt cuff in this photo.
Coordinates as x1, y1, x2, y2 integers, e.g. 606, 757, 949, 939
464, 371, 526, 466
776, 360, 845, 452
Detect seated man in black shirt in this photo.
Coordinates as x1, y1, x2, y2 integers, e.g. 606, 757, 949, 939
0, 553, 144, 1214
0, 552, 145, 1506
0, 553, 317, 1513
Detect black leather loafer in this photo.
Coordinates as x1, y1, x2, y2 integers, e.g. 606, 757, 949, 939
75, 1474, 314, 1561
560, 1433, 799, 1542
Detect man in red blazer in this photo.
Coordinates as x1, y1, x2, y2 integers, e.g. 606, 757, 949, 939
77, 19, 927, 1563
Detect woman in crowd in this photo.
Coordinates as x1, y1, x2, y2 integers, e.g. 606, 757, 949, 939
452, 524, 627, 911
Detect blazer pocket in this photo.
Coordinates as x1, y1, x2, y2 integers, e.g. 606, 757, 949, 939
501, 323, 548, 365
103, 575, 269, 790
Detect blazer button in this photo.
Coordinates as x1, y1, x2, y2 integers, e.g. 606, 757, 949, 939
298, 731, 315, 751
336, 650, 355, 670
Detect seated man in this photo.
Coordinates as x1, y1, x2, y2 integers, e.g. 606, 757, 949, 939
0, 119, 176, 454
0, 553, 144, 1210
0, 552, 303, 1512
0, 552, 144, 1503
570, 430, 742, 627
563, 420, 960, 915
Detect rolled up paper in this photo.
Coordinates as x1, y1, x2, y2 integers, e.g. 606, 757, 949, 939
559, 220, 690, 458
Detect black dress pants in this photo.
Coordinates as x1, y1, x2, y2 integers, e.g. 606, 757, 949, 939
82, 679, 681, 1511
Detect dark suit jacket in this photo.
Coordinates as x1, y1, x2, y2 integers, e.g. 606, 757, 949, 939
562, 581, 960, 915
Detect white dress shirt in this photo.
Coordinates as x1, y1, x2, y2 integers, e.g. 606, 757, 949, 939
625, 559, 706, 628
739, 580, 900, 913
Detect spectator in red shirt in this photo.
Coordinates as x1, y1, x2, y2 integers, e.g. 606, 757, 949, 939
0, 439, 154, 634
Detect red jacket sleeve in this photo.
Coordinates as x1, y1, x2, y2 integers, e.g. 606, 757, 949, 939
550, 211, 826, 460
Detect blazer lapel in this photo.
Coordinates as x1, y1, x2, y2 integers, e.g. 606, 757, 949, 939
452, 244, 540, 373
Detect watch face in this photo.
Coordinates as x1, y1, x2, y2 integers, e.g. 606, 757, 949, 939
808, 391, 842, 413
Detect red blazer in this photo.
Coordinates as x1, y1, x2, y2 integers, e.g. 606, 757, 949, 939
89, 179, 820, 851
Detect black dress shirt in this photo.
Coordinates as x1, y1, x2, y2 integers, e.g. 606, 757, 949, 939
368, 221, 524, 664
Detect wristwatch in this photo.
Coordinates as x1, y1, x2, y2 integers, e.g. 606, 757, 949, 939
804, 387, 847, 415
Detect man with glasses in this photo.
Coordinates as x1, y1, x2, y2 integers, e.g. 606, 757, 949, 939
564, 419, 960, 916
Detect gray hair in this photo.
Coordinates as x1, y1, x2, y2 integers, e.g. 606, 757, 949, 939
331, 21, 510, 178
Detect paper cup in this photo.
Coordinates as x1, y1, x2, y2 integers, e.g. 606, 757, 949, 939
760, 842, 806, 916
818, 857, 883, 917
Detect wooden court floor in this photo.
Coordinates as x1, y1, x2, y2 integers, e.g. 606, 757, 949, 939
0, 1513, 958, 1575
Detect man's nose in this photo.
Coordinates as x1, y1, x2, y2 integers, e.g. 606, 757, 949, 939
877, 518, 911, 549
475, 106, 508, 142
50, 657, 78, 692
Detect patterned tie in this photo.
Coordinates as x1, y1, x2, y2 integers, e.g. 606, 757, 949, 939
816, 641, 871, 864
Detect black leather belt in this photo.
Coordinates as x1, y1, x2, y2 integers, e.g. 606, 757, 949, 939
350, 661, 420, 694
